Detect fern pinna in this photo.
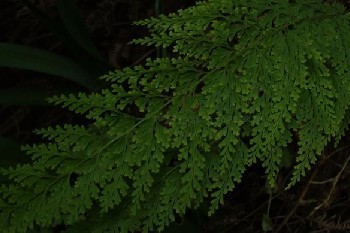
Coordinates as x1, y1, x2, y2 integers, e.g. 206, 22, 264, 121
1, 0, 350, 232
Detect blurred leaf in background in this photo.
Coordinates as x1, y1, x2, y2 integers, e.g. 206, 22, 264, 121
0, 0, 112, 176
0, 43, 101, 90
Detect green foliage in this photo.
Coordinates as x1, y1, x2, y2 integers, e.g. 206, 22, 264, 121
0, 0, 109, 106
2, 0, 350, 232
0, 43, 100, 90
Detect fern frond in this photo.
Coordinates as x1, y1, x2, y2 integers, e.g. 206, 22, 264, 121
2, 0, 350, 232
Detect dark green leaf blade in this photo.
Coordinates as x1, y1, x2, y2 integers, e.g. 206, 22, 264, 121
0, 43, 100, 89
